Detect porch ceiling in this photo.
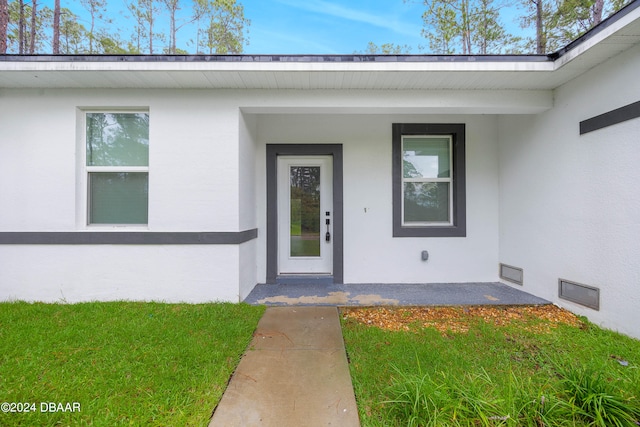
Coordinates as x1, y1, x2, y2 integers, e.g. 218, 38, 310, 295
0, 2, 638, 92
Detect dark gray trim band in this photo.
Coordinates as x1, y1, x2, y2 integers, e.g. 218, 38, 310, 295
392, 123, 466, 238
580, 100, 640, 134
0, 229, 258, 245
266, 144, 344, 285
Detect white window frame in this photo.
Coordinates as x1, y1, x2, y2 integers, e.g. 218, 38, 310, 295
80, 109, 150, 228
401, 135, 454, 227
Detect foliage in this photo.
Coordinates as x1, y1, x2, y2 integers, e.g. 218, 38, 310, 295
556, 364, 640, 426
420, 0, 521, 54
342, 308, 640, 426
359, 41, 413, 54
196, 0, 249, 54
415, 0, 631, 54
0, 301, 265, 426
1, 0, 249, 54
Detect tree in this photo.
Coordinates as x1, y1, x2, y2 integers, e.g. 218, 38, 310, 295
59, 8, 88, 53
419, 0, 516, 54
18, 0, 24, 53
125, 0, 163, 54
160, 0, 179, 53
125, 0, 161, 55
29, 0, 36, 53
97, 33, 129, 54
423, 3, 458, 53
360, 41, 412, 54
472, 0, 521, 53
197, 0, 249, 54
549, 0, 619, 47
7, 0, 52, 54
80, 0, 108, 53
0, 0, 7, 54
52, 0, 60, 53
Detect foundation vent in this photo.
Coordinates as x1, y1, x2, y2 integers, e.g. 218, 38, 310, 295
558, 279, 600, 310
499, 263, 523, 285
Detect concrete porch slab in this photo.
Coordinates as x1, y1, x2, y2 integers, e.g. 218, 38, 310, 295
209, 306, 360, 427
244, 282, 550, 306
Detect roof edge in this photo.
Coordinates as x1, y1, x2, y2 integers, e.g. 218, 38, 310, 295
549, 0, 640, 59
0, 53, 551, 63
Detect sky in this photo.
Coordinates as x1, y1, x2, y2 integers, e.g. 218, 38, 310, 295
243, 0, 425, 54
42, 0, 531, 54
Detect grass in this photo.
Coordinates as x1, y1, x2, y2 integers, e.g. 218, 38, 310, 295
341, 307, 640, 426
0, 301, 265, 426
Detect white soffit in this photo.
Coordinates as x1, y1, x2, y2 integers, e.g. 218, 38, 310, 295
0, 2, 638, 91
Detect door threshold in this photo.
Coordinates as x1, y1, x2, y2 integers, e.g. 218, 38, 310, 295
276, 275, 334, 285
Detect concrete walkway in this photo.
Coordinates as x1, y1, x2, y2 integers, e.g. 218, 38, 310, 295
209, 306, 360, 427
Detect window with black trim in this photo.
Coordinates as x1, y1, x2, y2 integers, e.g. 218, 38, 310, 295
392, 123, 466, 237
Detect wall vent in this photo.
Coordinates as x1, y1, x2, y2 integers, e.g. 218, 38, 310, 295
558, 279, 600, 310
499, 263, 523, 285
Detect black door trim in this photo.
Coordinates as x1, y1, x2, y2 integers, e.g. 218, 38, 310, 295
266, 144, 343, 284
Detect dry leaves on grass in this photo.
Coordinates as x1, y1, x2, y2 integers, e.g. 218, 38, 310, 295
341, 305, 583, 335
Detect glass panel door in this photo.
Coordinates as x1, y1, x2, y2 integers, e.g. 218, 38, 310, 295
278, 157, 332, 275
290, 166, 321, 257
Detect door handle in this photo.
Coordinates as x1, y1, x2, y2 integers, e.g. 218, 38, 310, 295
325, 218, 331, 242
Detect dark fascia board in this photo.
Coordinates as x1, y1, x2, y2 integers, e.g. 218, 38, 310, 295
0, 53, 552, 63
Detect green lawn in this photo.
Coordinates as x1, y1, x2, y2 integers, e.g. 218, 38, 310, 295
3, 302, 639, 426
341, 306, 640, 427
0, 302, 265, 426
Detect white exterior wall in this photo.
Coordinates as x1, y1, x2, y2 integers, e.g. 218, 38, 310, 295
0, 89, 246, 302
498, 43, 640, 339
254, 113, 500, 284
238, 112, 259, 299
1, 246, 239, 302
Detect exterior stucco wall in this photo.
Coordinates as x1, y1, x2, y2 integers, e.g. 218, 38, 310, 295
498, 43, 640, 339
254, 113, 500, 284
238, 112, 259, 299
0, 89, 247, 302
0, 245, 239, 303
0, 89, 243, 231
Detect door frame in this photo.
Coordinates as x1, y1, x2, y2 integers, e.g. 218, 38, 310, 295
266, 144, 343, 284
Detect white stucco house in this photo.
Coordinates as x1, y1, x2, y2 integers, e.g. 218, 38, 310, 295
1, 1, 639, 339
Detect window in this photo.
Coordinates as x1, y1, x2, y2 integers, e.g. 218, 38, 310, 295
85, 112, 149, 225
392, 123, 466, 237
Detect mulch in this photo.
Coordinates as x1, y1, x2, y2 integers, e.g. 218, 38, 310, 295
341, 305, 584, 335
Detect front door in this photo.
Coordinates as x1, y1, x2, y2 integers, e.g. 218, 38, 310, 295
277, 156, 333, 275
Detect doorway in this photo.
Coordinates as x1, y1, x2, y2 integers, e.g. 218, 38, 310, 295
266, 144, 343, 284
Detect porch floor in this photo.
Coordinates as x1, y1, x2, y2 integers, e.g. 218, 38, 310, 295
244, 282, 550, 306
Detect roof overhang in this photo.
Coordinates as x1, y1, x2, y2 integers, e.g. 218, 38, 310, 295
0, 0, 638, 91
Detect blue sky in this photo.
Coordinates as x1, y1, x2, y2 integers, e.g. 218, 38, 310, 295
243, 0, 425, 54
48, 0, 530, 54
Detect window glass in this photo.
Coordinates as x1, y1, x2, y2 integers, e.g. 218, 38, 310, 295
403, 137, 450, 179
86, 113, 149, 167
403, 182, 450, 223
289, 166, 321, 257
89, 173, 149, 224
